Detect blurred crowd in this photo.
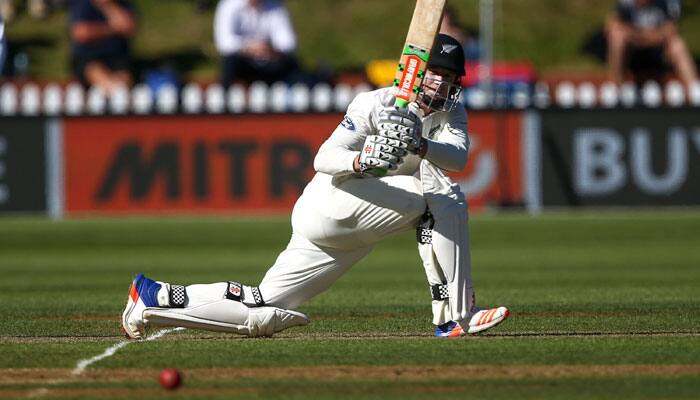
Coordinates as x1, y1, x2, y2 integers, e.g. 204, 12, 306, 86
0, 0, 483, 95
0, 0, 698, 98
0, 0, 63, 21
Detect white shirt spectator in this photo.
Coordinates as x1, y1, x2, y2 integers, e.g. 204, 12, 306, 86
0, 16, 5, 70
214, 0, 296, 56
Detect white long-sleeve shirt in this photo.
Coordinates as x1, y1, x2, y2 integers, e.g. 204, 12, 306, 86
314, 87, 470, 177
214, 0, 296, 56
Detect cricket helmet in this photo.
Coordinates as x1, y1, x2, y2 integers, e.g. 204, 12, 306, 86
420, 34, 465, 112
427, 33, 466, 76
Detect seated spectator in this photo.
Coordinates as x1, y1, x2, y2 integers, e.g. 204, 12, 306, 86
28, 0, 49, 19
606, 0, 698, 86
214, 0, 300, 87
440, 5, 480, 62
1, 0, 57, 22
0, 15, 5, 72
0, 0, 14, 22
69, 0, 136, 94
195, 0, 212, 13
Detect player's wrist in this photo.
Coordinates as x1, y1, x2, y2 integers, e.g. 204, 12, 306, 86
352, 154, 361, 172
417, 138, 428, 158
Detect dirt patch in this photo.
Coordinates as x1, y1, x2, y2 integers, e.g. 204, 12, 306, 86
193, 364, 699, 380
2, 387, 258, 398
2, 364, 698, 386
1, 365, 697, 398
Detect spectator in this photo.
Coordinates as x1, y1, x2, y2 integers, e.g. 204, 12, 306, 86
214, 0, 300, 87
0, 0, 14, 22
28, 0, 49, 19
69, 0, 136, 94
440, 6, 480, 62
0, 15, 5, 73
606, 0, 698, 87
0, 0, 55, 21
195, 0, 212, 13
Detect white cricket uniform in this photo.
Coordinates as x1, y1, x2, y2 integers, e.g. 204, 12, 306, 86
258, 87, 475, 326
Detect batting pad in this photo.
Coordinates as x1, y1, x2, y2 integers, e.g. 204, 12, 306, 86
419, 160, 475, 326
143, 300, 309, 337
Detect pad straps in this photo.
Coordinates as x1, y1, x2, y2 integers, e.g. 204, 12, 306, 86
416, 209, 434, 244
225, 281, 266, 307
430, 284, 449, 300
169, 285, 187, 308
419, 209, 446, 300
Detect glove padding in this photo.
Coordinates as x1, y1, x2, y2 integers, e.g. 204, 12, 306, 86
377, 106, 423, 153
358, 135, 407, 176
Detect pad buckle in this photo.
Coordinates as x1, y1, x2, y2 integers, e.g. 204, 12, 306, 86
225, 281, 266, 307
246, 286, 265, 307
169, 285, 187, 308
416, 209, 434, 244
430, 284, 449, 300
417, 228, 432, 244
225, 281, 243, 302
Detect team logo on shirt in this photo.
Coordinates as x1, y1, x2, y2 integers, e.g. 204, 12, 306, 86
340, 115, 356, 131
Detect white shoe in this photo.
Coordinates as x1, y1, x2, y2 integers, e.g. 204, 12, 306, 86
467, 306, 510, 334
121, 273, 162, 339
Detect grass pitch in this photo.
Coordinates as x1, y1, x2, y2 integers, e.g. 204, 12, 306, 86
0, 211, 699, 399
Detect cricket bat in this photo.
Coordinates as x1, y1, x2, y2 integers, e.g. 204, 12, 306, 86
392, 0, 447, 108
369, 0, 445, 176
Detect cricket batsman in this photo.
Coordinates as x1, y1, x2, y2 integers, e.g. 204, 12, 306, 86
122, 34, 509, 339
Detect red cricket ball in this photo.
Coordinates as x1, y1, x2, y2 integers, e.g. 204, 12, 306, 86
159, 368, 182, 390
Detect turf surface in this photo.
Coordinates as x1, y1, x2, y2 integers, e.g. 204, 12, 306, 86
0, 211, 698, 399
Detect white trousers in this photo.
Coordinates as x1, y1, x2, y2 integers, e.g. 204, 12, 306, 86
258, 170, 474, 325
259, 174, 425, 309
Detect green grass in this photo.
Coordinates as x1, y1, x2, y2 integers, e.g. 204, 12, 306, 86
0, 211, 699, 399
4, 0, 700, 80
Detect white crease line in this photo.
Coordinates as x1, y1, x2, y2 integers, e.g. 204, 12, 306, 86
72, 328, 185, 376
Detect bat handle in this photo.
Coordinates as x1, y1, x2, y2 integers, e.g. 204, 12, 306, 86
393, 98, 409, 108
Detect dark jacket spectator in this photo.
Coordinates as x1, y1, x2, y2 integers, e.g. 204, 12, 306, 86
70, 0, 136, 94
606, 0, 698, 86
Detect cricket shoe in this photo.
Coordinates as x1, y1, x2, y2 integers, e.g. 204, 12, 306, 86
434, 306, 510, 338
467, 306, 509, 334
434, 321, 465, 338
121, 273, 161, 339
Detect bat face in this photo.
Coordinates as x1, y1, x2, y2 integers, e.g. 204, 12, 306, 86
392, 0, 446, 108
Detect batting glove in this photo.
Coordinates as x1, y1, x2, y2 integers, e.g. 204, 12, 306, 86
377, 106, 423, 154
358, 135, 407, 176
